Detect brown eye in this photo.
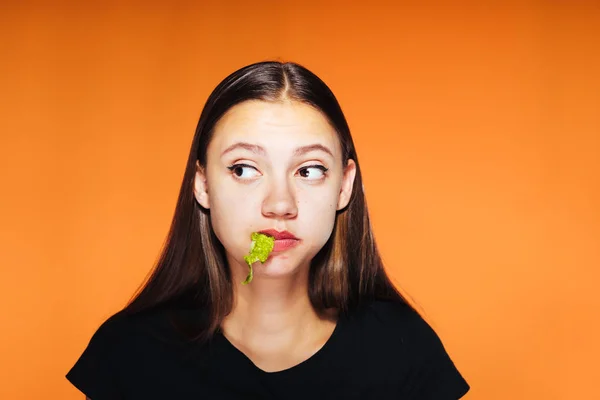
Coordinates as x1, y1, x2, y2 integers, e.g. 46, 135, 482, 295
233, 166, 244, 176
227, 164, 260, 180
298, 165, 328, 180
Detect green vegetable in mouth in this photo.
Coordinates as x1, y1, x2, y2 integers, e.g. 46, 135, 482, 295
242, 232, 275, 285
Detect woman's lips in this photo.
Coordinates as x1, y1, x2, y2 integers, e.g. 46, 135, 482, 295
272, 238, 300, 252
258, 229, 299, 240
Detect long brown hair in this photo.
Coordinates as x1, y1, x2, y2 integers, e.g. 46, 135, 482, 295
123, 61, 413, 341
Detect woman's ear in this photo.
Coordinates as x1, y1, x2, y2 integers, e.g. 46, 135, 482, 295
337, 159, 356, 210
193, 161, 210, 209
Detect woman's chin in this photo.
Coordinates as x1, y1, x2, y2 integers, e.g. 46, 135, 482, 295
251, 258, 307, 281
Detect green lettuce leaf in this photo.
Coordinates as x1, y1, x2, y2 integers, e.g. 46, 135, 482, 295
242, 232, 275, 285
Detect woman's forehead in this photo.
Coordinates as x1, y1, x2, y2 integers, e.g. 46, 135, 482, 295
210, 100, 341, 157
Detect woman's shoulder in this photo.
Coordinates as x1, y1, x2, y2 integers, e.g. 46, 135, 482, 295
87, 306, 162, 337
346, 299, 470, 398
353, 300, 431, 334
349, 299, 452, 358
73, 304, 201, 364
67, 305, 206, 397
72, 308, 164, 359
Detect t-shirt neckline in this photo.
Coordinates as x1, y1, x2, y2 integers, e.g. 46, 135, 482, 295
215, 311, 345, 377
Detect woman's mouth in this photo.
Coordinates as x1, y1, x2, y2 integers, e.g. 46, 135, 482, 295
258, 229, 300, 252
271, 238, 300, 252
258, 228, 299, 240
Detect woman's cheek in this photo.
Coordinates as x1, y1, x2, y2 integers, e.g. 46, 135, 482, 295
308, 201, 337, 241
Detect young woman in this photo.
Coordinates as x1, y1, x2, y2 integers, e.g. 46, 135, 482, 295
67, 61, 470, 399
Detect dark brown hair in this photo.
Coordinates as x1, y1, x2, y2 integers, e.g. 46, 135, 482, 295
122, 61, 414, 341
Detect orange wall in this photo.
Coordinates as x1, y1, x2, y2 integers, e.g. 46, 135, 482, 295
1, 1, 598, 399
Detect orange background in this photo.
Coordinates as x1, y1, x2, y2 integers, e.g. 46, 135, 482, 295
1, 1, 598, 399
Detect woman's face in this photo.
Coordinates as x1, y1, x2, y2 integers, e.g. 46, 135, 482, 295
194, 100, 356, 283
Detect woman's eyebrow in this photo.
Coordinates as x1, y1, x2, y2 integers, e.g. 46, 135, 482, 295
294, 144, 333, 158
221, 142, 334, 158
221, 142, 265, 157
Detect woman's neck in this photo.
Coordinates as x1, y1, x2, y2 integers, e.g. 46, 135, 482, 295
224, 265, 315, 337
220, 262, 337, 372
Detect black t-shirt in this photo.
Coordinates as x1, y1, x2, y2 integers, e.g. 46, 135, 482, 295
66, 300, 469, 399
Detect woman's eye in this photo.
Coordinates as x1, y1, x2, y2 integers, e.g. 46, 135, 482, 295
227, 164, 260, 179
298, 165, 328, 180
227, 164, 328, 181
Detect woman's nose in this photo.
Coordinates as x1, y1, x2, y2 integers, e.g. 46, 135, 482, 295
261, 177, 298, 219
